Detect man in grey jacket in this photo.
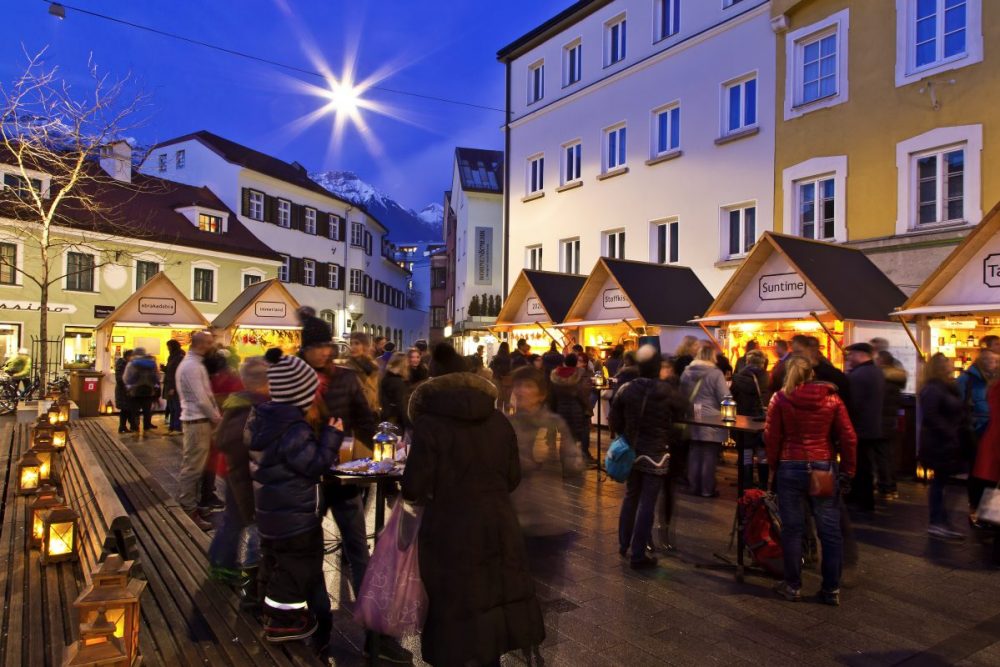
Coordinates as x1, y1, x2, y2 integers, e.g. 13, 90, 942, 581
845, 342, 885, 512
175, 331, 221, 530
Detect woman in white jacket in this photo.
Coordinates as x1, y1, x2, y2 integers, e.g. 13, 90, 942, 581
679, 342, 730, 497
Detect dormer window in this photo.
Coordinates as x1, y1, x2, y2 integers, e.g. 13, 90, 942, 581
198, 213, 223, 233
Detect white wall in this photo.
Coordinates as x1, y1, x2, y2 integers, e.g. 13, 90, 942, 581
450, 161, 503, 324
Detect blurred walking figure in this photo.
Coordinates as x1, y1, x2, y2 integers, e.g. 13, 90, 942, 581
378, 352, 411, 431
765, 355, 856, 606
844, 342, 885, 513
176, 332, 222, 531
876, 350, 907, 500
679, 342, 729, 498
163, 339, 185, 435
490, 341, 514, 412
114, 350, 134, 434
958, 347, 999, 518
731, 349, 770, 489
973, 375, 1000, 555
919, 354, 966, 540
550, 353, 594, 464
123, 347, 160, 434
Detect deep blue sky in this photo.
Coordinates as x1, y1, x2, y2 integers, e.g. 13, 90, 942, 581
3, 1, 565, 210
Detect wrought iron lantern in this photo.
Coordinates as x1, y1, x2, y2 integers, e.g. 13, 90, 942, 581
30, 485, 64, 549
372, 422, 399, 462
720, 395, 737, 424
74, 554, 146, 665
17, 449, 43, 495
40, 505, 79, 565
63, 608, 129, 667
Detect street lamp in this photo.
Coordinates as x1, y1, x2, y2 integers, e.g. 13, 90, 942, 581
47, 2, 66, 19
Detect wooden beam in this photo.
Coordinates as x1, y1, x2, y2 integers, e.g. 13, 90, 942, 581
697, 322, 724, 353
811, 312, 843, 351
895, 315, 927, 363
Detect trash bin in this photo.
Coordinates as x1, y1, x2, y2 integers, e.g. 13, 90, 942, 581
70, 370, 104, 417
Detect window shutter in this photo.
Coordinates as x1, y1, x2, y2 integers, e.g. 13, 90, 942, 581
318, 213, 329, 238
363, 274, 372, 298
291, 204, 302, 230
338, 217, 347, 242
264, 195, 276, 223
338, 265, 345, 290
241, 188, 250, 216
364, 231, 373, 256
289, 257, 302, 283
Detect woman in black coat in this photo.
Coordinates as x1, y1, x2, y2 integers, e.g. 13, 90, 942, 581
550, 354, 593, 462
114, 350, 134, 433
402, 343, 544, 667
730, 349, 770, 488
919, 353, 966, 539
378, 352, 411, 430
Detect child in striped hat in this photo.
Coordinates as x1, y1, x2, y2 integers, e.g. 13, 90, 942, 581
248, 348, 343, 644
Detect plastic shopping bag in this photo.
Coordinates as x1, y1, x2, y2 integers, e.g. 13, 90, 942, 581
354, 500, 427, 638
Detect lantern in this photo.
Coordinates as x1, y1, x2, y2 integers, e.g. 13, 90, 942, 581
372, 422, 399, 463
74, 555, 147, 665
58, 396, 71, 423
592, 370, 608, 390
40, 505, 79, 565
63, 609, 129, 667
720, 395, 737, 424
47, 402, 60, 425
29, 485, 64, 548
52, 423, 68, 450
104, 401, 115, 415
967, 334, 977, 347
30, 436, 59, 484
17, 450, 43, 495
33, 417, 55, 445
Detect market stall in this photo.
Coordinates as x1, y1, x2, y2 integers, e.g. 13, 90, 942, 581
212, 279, 302, 359
493, 269, 586, 354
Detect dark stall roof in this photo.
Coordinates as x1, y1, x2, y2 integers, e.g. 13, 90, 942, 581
525, 270, 587, 322
602, 259, 714, 327
454, 148, 504, 194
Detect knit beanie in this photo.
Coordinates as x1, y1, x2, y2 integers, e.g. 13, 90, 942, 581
264, 348, 318, 408
296, 306, 333, 349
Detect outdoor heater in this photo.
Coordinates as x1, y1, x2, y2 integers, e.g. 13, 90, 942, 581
39, 504, 79, 565
74, 554, 147, 665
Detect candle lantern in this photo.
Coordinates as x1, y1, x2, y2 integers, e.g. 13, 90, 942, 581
372, 422, 399, 463
30, 436, 59, 484
17, 449, 43, 495
74, 554, 147, 665
30, 485, 64, 548
63, 608, 130, 667
52, 423, 68, 450
720, 395, 737, 424
40, 505, 79, 565
592, 370, 608, 390
58, 396, 71, 423
34, 416, 54, 444
104, 401, 115, 415
47, 402, 60, 425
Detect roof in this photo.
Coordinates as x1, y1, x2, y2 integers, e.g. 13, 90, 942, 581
211, 278, 301, 330
601, 259, 715, 326
454, 148, 504, 194
524, 270, 586, 322
497, 0, 614, 62
96, 272, 210, 332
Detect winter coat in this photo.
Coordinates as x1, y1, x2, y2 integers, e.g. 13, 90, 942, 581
549, 367, 590, 447
768, 356, 789, 395
401, 372, 545, 667
247, 401, 341, 540
342, 355, 380, 412
919, 379, 965, 472
764, 382, 858, 476
672, 354, 694, 379
610, 377, 688, 475
679, 360, 730, 443
210, 369, 243, 406
511, 350, 531, 370
311, 363, 377, 445
163, 349, 184, 396
541, 350, 563, 375
407, 363, 429, 389
489, 353, 512, 380
123, 357, 160, 399
815, 359, 850, 405
215, 391, 266, 525
974, 380, 1000, 483
378, 371, 410, 430
847, 361, 885, 440
881, 365, 908, 437
957, 364, 992, 437
114, 357, 130, 406
731, 366, 769, 418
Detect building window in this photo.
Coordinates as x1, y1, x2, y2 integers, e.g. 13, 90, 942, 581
193, 267, 214, 302
157, 154, 166, 172
65, 252, 95, 292
653, 105, 680, 156
723, 75, 757, 135
3, 174, 42, 197
560, 238, 581, 274
604, 124, 627, 171
175, 149, 185, 169
724, 205, 757, 259
654, 220, 679, 264
605, 15, 627, 66
527, 154, 545, 194
604, 230, 625, 259
896, 0, 980, 86
277, 199, 291, 228
350, 222, 364, 247
797, 177, 836, 240
198, 213, 222, 233
304, 208, 317, 235
431, 307, 446, 329
135, 260, 159, 289
786, 11, 849, 118
328, 264, 340, 289
302, 259, 316, 286
350, 269, 363, 294
563, 142, 582, 183
528, 61, 544, 104
914, 146, 964, 226
431, 267, 446, 289
243, 273, 262, 289
526, 245, 543, 270
248, 191, 264, 220
724, 0, 746, 7
329, 214, 341, 240
278, 255, 290, 282
564, 40, 582, 86
656, 0, 680, 40
0, 243, 14, 284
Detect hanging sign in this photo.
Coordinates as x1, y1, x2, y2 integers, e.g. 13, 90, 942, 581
0, 300, 76, 313
254, 302, 287, 318
759, 273, 807, 301
602, 288, 630, 310
138, 297, 176, 316
94, 305, 116, 319
984, 254, 1000, 288
475, 227, 493, 285
526, 297, 545, 316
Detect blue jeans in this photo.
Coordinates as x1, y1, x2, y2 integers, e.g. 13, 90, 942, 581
929, 467, 951, 525
776, 461, 843, 592
688, 440, 722, 496
166, 393, 182, 431
208, 480, 260, 569
321, 484, 371, 596
618, 469, 663, 562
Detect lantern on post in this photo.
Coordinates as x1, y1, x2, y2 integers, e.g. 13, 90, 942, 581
720, 395, 737, 424
372, 422, 399, 463
31, 437, 59, 484
17, 449, 43, 495
63, 609, 129, 667
30, 485, 64, 548
39, 505, 79, 565
74, 554, 147, 665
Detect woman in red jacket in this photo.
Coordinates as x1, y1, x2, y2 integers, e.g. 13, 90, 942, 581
765, 355, 857, 606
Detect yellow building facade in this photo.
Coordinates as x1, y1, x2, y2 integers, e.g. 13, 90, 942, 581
772, 0, 1000, 293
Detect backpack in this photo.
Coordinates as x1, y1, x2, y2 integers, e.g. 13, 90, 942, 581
738, 489, 783, 577
128, 363, 159, 399
604, 383, 647, 483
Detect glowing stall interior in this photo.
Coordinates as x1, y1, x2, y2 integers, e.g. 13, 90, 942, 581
211, 279, 302, 360
493, 270, 586, 354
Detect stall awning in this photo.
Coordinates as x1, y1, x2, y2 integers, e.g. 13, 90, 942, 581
554, 318, 644, 328
893, 304, 1000, 318
691, 310, 831, 324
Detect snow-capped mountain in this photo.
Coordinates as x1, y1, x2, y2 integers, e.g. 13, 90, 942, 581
311, 170, 443, 243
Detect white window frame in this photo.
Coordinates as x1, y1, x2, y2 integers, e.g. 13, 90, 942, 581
650, 218, 680, 265
190, 261, 219, 303
651, 102, 681, 158
527, 154, 545, 194
302, 258, 316, 286
63, 250, 100, 293
132, 253, 164, 291
175, 149, 186, 169
328, 214, 341, 240
349, 268, 364, 294
785, 9, 850, 120
895, 0, 982, 87
721, 202, 759, 260
0, 237, 24, 287
563, 39, 583, 87
895, 125, 982, 234
248, 190, 264, 221
603, 229, 626, 260
603, 123, 628, 172
278, 255, 290, 282
721, 73, 758, 137
277, 199, 291, 228
782, 156, 848, 243
560, 238, 581, 274
527, 60, 545, 104
526, 245, 543, 270
654, 0, 680, 41
327, 264, 340, 290
304, 207, 317, 235
157, 154, 166, 173
562, 141, 582, 184
241, 268, 265, 288
350, 221, 364, 247
604, 14, 627, 67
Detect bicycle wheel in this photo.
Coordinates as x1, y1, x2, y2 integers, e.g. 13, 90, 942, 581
0, 385, 17, 415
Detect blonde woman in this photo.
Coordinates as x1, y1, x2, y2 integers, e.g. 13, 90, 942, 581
679, 341, 729, 497
764, 355, 856, 605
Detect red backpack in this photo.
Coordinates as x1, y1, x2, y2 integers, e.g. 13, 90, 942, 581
738, 489, 783, 577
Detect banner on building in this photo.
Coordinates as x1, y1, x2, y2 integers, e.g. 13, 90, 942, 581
475, 227, 492, 285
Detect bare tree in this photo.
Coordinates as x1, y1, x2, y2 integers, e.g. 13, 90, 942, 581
0, 49, 151, 389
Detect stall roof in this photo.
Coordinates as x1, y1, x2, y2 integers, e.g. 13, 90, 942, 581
495, 270, 586, 327
563, 258, 714, 327
96, 272, 210, 332
699, 232, 906, 323
211, 279, 301, 330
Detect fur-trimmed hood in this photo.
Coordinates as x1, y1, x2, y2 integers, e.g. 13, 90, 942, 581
408, 371, 498, 423
550, 367, 581, 387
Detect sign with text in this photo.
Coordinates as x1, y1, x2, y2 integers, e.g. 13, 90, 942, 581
984, 254, 1000, 288
138, 297, 176, 316
94, 305, 116, 319
602, 288, 630, 310
526, 297, 545, 316
475, 227, 493, 285
254, 301, 287, 318
759, 273, 807, 301
0, 300, 75, 314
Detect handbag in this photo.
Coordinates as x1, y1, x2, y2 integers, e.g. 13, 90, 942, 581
977, 483, 1000, 526
808, 464, 836, 497
605, 389, 648, 483
355, 501, 427, 638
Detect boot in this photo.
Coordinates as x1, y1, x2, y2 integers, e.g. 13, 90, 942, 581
239, 567, 262, 615
263, 606, 317, 643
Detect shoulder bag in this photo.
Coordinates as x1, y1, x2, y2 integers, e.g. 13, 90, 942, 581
605, 389, 648, 483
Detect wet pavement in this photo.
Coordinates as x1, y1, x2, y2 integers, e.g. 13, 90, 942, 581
109, 416, 1000, 667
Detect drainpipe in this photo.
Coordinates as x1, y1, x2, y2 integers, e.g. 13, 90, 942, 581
502, 59, 512, 297
343, 205, 352, 337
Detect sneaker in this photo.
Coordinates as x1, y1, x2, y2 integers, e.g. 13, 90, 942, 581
202, 494, 226, 510
187, 510, 213, 531
264, 608, 317, 643
774, 582, 801, 601
363, 632, 413, 664
817, 589, 840, 606
629, 555, 658, 570
928, 524, 965, 540
208, 564, 247, 586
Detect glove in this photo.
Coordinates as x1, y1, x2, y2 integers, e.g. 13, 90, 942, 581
838, 473, 852, 495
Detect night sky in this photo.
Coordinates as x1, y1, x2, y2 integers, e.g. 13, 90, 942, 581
3, 0, 564, 211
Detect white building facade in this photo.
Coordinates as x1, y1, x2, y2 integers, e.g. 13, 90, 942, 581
140, 131, 427, 346
498, 0, 776, 295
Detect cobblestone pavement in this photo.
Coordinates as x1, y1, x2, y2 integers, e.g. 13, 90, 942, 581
109, 417, 1000, 667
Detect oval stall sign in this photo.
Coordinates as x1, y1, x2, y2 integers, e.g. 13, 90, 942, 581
138, 297, 176, 316
526, 297, 545, 316
759, 273, 807, 301
603, 288, 630, 310
254, 302, 287, 318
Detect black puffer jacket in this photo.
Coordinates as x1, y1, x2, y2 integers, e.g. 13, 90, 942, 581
919, 378, 964, 470
731, 366, 768, 418
379, 371, 410, 429
881, 365, 907, 436
610, 378, 688, 475
549, 367, 590, 447
313, 363, 377, 445
248, 401, 341, 540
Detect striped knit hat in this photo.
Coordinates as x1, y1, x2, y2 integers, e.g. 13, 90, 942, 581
264, 348, 317, 408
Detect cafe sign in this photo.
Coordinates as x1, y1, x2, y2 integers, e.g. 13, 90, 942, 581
137, 297, 176, 316
0, 300, 75, 314
602, 288, 630, 310
254, 302, 287, 318
984, 254, 1000, 288
759, 273, 807, 301
525, 297, 545, 316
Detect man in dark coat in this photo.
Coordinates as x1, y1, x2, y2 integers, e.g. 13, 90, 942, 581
163, 339, 185, 435
402, 343, 545, 667
730, 349, 770, 488
114, 350, 134, 434
876, 350, 907, 499
511, 338, 531, 370
845, 342, 885, 512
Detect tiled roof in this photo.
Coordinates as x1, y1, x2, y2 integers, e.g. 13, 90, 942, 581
454, 148, 503, 194
497, 0, 613, 62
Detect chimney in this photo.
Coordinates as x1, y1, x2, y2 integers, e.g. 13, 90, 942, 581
99, 140, 132, 183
